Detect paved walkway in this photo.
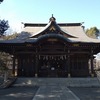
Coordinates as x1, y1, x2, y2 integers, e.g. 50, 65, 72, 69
32, 86, 80, 100
11, 77, 100, 100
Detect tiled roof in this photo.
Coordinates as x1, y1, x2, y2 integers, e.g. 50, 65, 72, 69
22, 23, 100, 43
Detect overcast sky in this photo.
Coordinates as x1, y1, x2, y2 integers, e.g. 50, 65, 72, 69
0, 0, 100, 32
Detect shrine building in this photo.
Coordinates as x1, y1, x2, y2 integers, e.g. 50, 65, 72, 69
0, 16, 100, 77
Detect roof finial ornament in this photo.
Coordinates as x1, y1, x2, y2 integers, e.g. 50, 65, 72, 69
49, 14, 56, 22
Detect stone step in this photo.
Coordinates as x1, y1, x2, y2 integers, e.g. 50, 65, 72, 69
13, 77, 100, 87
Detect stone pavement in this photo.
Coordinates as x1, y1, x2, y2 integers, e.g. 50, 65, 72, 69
0, 86, 38, 100
14, 77, 100, 100
1, 77, 100, 100
69, 87, 100, 100
14, 78, 100, 87
32, 85, 80, 100
12, 77, 100, 100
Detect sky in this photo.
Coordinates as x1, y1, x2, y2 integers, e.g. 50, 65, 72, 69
0, 0, 100, 32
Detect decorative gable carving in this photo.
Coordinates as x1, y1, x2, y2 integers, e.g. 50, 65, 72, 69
49, 26, 56, 31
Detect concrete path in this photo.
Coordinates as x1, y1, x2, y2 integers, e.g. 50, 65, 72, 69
32, 86, 80, 100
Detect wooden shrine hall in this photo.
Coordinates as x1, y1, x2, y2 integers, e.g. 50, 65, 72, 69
0, 16, 100, 77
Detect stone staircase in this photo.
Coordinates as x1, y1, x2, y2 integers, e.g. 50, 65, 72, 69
13, 77, 100, 87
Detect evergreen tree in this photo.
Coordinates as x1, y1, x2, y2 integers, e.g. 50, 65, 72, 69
0, 0, 3, 3
0, 19, 9, 36
86, 27, 100, 39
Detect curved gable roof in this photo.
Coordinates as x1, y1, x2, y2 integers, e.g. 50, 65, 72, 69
30, 16, 76, 38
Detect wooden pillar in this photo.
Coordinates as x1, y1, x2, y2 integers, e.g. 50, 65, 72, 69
90, 49, 94, 77
35, 47, 39, 77
68, 49, 71, 77
17, 57, 21, 76
12, 56, 15, 76
35, 55, 38, 77
64, 55, 67, 75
